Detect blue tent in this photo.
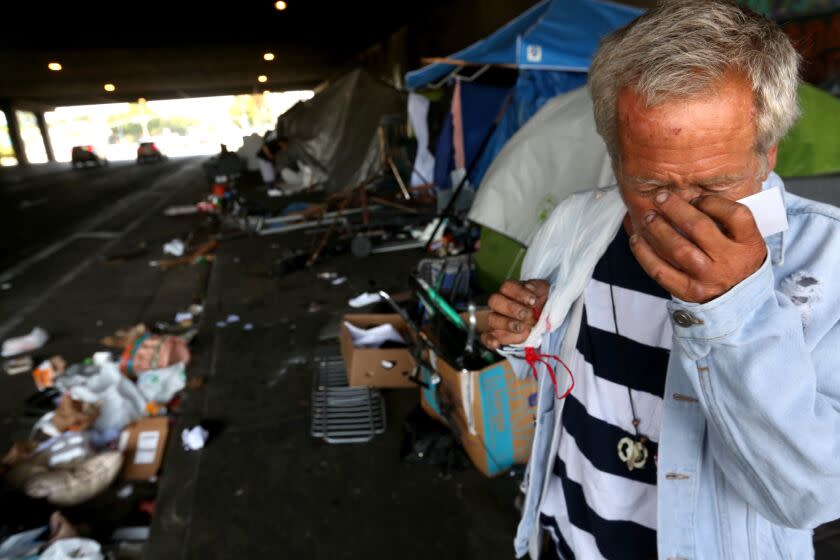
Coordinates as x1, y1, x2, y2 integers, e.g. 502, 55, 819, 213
407, 0, 642, 187
406, 0, 642, 89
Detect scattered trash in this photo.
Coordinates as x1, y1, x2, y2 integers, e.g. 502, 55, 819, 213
117, 484, 134, 499
307, 302, 322, 313
182, 426, 209, 451
51, 394, 100, 432
332, 276, 348, 286
136, 362, 187, 403
100, 324, 146, 350
317, 272, 338, 281
164, 204, 199, 216
43, 432, 94, 468
92, 351, 112, 365
4, 355, 32, 376
267, 188, 285, 197
381, 360, 397, 369
226, 314, 240, 324
189, 303, 204, 316
1, 282, 12, 290
174, 312, 193, 324
40, 537, 104, 560
344, 321, 406, 348
25, 450, 124, 506
151, 239, 218, 271
68, 361, 147, 433
243, 323, 254, 331
348, 292, 382, 308
0, 526, 48, 559
117, 332, 190, 378
162, 239, 185, 257
120, 417, 169, 480
216, 321, 226, 328
33, 356, 67, 391
2, 326, 49, 358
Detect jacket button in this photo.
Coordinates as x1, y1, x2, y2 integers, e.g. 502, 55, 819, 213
672, 310, 698, 327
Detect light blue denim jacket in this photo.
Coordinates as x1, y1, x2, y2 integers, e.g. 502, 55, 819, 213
508, 173, 840, 559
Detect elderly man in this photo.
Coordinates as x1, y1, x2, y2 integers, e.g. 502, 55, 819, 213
482, 1, 840, 559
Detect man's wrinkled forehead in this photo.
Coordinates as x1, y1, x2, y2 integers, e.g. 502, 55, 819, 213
616, 76, 757, 147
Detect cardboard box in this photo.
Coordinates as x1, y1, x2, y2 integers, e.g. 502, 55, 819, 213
340, 314, 417, 389
420, 311, 538, 477
118, 416, 169, 480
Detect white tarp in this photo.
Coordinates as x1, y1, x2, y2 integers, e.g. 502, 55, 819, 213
468, 86, 615, 246
408, 93, 435, 186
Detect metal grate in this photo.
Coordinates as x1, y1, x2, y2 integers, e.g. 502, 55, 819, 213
310, 357, 386, 444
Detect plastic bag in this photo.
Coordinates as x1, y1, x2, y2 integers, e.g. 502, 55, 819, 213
40, 538, 104, 560
137, 362, 186, 403
514, 188, 625, 349
69, 361, 146, 433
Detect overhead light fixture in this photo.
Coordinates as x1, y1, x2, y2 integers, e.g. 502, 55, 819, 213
104, 83, 116, 92
263, 52, 275, 61
258, 75, 268, 83
274, 1, 287, 10
48, 62, 62, 71
137, 97, 147, 104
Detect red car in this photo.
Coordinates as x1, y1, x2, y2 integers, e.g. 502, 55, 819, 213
137, 142, 166, 163
71, 145, 107, 168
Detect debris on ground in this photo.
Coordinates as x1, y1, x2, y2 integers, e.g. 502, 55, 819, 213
162, 239, 185, 257
181, 426, 209, 451
348, 292, 382, 308
2, 326, 49, 358
4, 355, 33, 376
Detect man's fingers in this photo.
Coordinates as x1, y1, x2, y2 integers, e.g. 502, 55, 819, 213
640, 211, 709, 275
523, 279, 550, 300
692, 195, 761, 242
482, 329, 528, 348
652, 189, 726, 252
488, 292, 533, 323
629, 233, 699, 301
481, 333, 498, 350
487, 312, 527, 335
500, 280, 539, 307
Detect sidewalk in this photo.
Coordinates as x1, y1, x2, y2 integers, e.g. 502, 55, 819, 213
146, 190, 521, 559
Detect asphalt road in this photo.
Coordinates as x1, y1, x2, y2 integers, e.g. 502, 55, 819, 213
0, 158, 198, 272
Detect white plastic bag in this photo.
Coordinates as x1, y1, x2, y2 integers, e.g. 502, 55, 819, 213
70, 361, 146, 432
137, 362, 186, 403
1, 327, 49, 357
40, 538, 104, 560
514, 188, 626, 349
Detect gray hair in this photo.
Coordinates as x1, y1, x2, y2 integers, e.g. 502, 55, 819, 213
589, 0, 800, 165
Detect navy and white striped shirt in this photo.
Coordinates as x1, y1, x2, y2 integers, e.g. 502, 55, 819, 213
540, 227, 672, 560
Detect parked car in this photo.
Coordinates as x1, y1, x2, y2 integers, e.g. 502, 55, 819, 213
71, 146, 108, 169
137, 142, 165, 163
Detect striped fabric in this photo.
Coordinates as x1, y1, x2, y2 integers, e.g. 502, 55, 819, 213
540, 227, 672, 560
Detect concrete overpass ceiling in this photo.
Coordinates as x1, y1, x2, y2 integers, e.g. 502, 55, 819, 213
0, 0, 449, 106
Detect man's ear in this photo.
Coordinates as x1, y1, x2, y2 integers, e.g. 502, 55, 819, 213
765, 144, 779, 176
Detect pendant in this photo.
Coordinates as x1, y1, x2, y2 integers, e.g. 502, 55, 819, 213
617, 436, 649, 471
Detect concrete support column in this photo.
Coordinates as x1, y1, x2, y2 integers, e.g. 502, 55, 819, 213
0, 103, 28, 165
36, 112, 55, 163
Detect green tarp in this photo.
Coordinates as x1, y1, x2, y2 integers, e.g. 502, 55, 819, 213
776, 83, 840, 178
